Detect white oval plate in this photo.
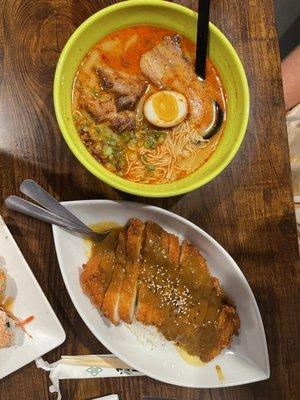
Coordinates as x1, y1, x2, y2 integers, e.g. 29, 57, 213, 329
52, 200, 269, 388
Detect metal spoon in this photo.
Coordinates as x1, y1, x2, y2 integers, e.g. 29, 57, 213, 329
5, 187, 109, 239
20, 179, 89, 230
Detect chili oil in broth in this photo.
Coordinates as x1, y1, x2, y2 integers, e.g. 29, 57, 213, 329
72, 26, 226, 184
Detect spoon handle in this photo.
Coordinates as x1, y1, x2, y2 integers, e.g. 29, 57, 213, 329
4, 195, 93, 235
20, 179, 89, 230
195, 0, 211, 80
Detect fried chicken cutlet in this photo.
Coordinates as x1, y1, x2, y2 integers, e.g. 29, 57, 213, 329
80, 219, 239, 362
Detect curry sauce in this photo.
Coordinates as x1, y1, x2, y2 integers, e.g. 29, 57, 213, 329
81, 219, 239, 362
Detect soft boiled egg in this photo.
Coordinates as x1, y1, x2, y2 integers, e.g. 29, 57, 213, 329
143, 90, 188, 128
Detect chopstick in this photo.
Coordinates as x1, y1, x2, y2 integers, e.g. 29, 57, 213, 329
195, 0, 211, 80
60, 355, 133, 369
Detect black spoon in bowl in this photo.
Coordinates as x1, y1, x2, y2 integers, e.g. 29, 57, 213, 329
195, 0, 210, 80
194, 0, 223, 141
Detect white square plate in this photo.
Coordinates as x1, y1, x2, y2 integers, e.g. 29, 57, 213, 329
53, 200, 269, 388
0, 216, 66, 379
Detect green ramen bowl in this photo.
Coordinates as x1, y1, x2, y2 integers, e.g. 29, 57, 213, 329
54, 0, 249, 197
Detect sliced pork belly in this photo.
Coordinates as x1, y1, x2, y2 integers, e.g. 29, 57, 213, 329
140, 35, 215, 129
118, 219, 145, 323
79, 93, 135, 132
96, 64, 147, 110
79, 93, 116, 123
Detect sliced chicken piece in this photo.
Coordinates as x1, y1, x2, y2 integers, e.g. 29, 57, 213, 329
200, 304, 240, 362
140, 35, 215, 128
178, 240, 211, 291
80, 231, 119, 308
168, 233, 181, 265
118, 219, 145, 323
176, 240, 240, 361
150, 237, 208, 344
164, 240, 220, 358
147, 231, 181, 330
102, 230, 127, 324
80, 218, 240, 361
136, 221, 164, 325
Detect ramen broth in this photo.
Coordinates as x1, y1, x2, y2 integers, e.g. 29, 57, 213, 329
72, 26, 226, 184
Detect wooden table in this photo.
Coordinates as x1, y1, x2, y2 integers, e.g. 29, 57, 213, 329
1, 0, 299, 399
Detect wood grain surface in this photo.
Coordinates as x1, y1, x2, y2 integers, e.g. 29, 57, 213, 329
0, 0, 299, 399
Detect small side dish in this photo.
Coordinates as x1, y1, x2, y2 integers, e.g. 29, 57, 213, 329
80, 219, 239, 362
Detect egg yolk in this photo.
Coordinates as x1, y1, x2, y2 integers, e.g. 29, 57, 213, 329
152, 92, 179, 122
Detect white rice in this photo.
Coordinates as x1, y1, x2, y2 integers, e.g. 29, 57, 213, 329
125, 320, 167, 350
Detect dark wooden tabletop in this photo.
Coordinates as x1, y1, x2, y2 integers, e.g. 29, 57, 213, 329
1, 0, 299, 399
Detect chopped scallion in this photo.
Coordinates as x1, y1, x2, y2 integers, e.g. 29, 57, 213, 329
103, 145, 113, 157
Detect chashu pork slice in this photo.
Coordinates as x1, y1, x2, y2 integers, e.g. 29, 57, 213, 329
140, 35, 217, 130
80, 230, 119, 309
96, 64, 147, 110
102, 230, 127, 324
118, 219, 145, 323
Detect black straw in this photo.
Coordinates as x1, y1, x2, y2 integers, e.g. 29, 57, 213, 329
195, 0, 211, 80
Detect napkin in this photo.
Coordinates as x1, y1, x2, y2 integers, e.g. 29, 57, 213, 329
36, 355, 143, 400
